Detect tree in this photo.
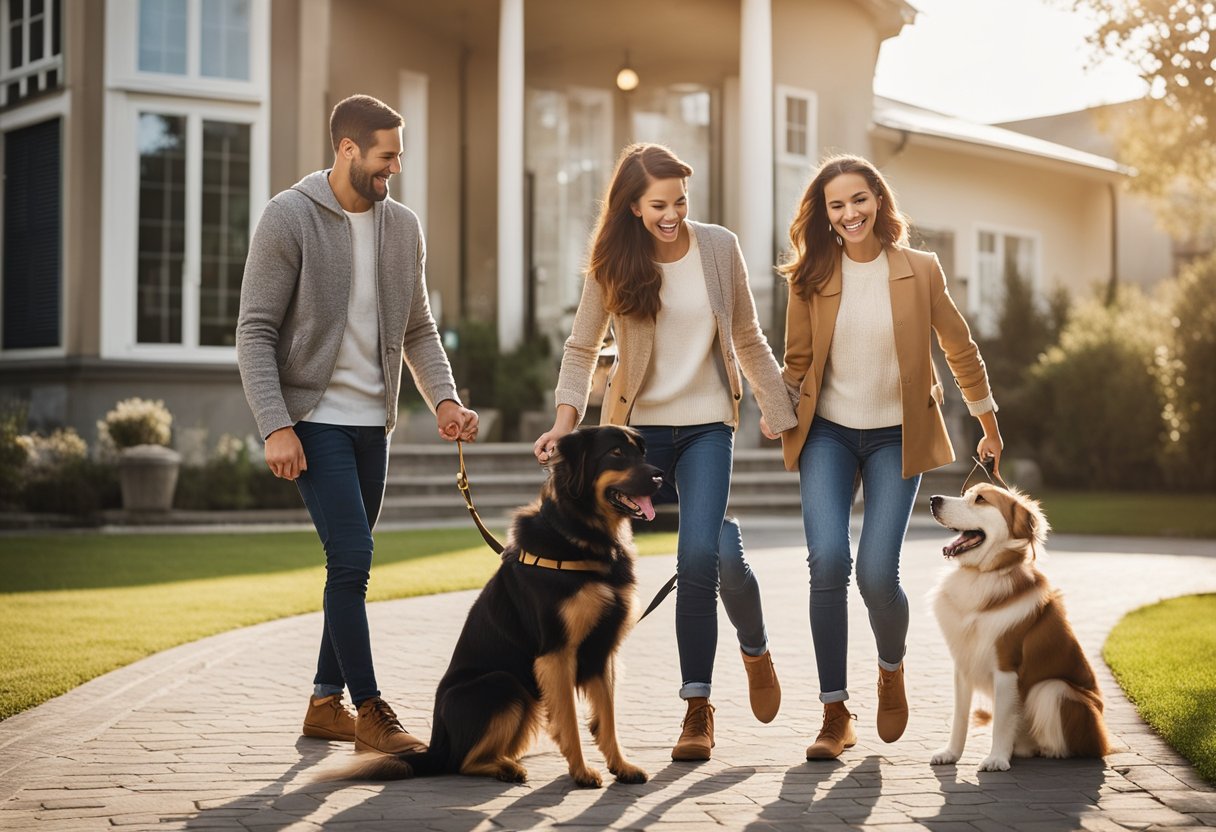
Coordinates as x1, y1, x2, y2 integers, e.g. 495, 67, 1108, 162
1071, 0, 1216, 240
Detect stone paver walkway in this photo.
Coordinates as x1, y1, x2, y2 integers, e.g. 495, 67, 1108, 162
2, 519, 1215, 831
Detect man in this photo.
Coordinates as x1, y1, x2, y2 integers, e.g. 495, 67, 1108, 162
236, 94, 478, 754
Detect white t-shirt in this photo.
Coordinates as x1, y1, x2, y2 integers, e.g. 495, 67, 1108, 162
306, 208, 386, 426
631, 227, 734, 427
816, 252, 903, 429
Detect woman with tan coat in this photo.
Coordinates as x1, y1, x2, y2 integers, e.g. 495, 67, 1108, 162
534, 143, 797, 762
775, 154, 1003, 760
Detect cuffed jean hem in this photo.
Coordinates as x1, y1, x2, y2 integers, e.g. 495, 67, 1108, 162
741, 642, 768, 657
313, 683, 344, 698
680, 682, 712, 700
820, 690, 849, 704
878, 656, 903, 672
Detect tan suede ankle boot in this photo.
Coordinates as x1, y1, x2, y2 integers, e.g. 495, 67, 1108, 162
876, 662, 908, 743
671, 697, 715, 762
805, 701, 856, 760
741, 648, 781, 724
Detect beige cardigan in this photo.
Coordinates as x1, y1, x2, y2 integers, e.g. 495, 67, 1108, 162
780, 244, 993, 477
555, 221, 797, 433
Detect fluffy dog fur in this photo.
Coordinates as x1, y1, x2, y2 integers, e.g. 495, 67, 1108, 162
928, 483, 1110, 771
324, 426, 662, 787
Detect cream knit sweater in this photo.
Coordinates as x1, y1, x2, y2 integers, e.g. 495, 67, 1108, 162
630, 227, 734, 427
816, 252, 904, 429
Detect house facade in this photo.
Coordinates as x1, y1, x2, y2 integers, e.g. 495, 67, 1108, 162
0, 0, 1152, 454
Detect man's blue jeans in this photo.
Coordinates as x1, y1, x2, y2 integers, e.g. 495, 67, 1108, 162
293, 421, 389, 706
636, 423, 769, 700
799, 416, 920, 704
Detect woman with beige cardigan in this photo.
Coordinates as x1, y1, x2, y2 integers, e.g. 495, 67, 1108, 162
533, 143, 797, 762
776, 154, 1003, 760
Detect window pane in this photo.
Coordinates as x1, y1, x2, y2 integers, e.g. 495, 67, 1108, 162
200, 0, 250, 80
3, 118, 61, 350
29, 17, 43, 61
10, 21, 23, 69
137, 113, 186, 344
138, 0, 187, 75
199, 119, 250, 346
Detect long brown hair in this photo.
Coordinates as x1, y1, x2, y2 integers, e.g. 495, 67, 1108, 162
587, 143, 693, 320
780, 154, 909, 301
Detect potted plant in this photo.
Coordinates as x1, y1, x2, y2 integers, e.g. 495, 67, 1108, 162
98, 397, 180, 513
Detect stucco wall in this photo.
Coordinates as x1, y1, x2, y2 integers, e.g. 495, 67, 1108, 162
878, 140, 1115, 308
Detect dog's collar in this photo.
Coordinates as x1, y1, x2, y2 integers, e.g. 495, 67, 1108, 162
517, 551, 609, 573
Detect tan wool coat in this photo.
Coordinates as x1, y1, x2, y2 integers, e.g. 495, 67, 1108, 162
780, 245, 993, 478
555, 221, 797, 434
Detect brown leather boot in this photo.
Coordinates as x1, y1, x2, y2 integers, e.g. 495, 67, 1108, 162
876, 662, 908, 743
805, 701, 857, 760
671, 697, 715, 762
741, 648, 781, 723
355, 696, 428, 754
302, 693, 357, 741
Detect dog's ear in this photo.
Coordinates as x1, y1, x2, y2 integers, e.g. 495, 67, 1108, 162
1003, 488, 1050, 552
552, 430, 589, 500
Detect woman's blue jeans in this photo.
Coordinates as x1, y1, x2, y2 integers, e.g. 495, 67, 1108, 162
293, 421, 389, 706
636, 423, 769, 700
799, 416, 920, 704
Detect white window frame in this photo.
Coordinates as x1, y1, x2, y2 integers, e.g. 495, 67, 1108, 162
101, 0, 268, 363
0, 0, 64, 108
0, 91, 70, 359
775, 85, 817, 166
971, 223, 1043, 338
106, 0, 268, 103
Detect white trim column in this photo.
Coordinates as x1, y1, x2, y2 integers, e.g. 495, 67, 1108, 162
497, 0, 525, 351
739, 0, 775, 328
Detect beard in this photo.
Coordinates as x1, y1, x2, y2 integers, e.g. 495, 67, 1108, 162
349, 161, 389, 204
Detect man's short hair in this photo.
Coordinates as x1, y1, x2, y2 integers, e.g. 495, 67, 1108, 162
329, 94, 403, 154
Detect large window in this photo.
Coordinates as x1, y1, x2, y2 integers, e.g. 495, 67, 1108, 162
2, 116, 60, 349
137, 0, 250, 81
974, 228, 1039, 338
103, 0, 266, 361
1, 0, 62, 108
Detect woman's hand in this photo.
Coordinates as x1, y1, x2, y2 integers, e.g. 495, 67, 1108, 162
532, 405, 578, 464
976, 410, 1004, 475
759, 415, 779, 441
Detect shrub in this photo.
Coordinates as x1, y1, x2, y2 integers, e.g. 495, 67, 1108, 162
1025, 285, 1170, 488
1162, 253, 1216, 489
98, 397, 173, 452
175, 434, 299, 511
21, 458, 119, 516
0, 406, 28, 508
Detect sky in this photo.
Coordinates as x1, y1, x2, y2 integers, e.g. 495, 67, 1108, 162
873, 0, 1148, 124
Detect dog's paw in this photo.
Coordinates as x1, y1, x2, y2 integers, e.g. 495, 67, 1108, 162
611, 762, 648, 784
571, 766, 603, 788
495, 761, 528, 783
930, 748, 960, 765
978, 755, 1011, 772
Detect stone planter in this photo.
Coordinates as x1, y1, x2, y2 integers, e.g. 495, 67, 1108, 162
118, 444, 181, 512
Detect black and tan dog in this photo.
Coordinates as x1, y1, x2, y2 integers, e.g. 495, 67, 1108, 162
329, 426, 662, 787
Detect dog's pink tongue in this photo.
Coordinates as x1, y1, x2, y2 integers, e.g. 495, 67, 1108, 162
634, 495, 656, 521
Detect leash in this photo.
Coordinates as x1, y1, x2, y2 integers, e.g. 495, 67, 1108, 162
456, 439, 505, 555
455, 439, 674, 620
959, 454, 1011, 494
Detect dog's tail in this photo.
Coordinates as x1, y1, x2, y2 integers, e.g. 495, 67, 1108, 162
311, 746, 448, 782
971, 709, 992, 727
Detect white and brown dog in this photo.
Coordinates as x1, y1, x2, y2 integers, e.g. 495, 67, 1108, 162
928, 483, 1110, 771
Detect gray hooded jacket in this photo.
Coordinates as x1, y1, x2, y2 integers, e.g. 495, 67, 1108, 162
236, 170, 458, 438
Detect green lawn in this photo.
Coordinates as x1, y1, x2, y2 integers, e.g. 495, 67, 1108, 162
1036, 490, 1216, 538
1104, 594, 1216, 784
0, 528, 679, 721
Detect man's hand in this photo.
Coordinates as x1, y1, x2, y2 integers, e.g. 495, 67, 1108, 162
265, 426, 307, 480
437, 400, 479, 442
